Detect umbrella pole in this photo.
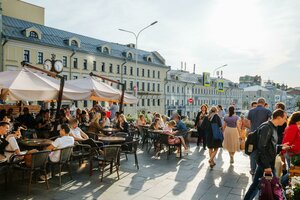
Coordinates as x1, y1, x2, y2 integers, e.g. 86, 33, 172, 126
54, 77, 65, 132
119, 83, 125, 113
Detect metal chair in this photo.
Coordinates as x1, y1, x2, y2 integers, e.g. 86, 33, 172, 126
11, 150, 50, 194
48, 146, 73, 186
159, 134, 182, 160
120, 139, 140, 170
90, 145, 121, 181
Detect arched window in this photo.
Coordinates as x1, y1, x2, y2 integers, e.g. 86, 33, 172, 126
147, 57, 152, 62
29, 31, 38, 38
71, 40, 78, 47
103, 47, 109, 54
127, 52, 133, 60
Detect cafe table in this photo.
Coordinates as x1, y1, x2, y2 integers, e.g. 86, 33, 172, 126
100, 128, 121, 135
19, 138, 53, 150
98, 136, 125, 144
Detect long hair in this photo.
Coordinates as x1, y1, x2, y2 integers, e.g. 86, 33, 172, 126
228, 106, 235, 117
287, 111, 300, 126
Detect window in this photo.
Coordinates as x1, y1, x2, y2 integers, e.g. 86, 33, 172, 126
37, 52, 43, 64
147, 83, 150, 91
147, 99, 150, 106
157, 84, 160, 92
153, 83, 155, 91
158, 71, 160, 79
158, 99, 160, 106
153, 70, 155, 78
101, 62, 105, 72
142, 69, 145, 77
63, 56, 67, 67
130, 67, 133, 75
142, 99, 145, 106
83, 100, 88, 107
93, 61, 97, 71
147, 69, 150, 78
147, 57, 152, 62
24, 50, 30, 62
73, 75, 78, 80
142, 82, 145, 91
117, 65, 120, 74
153, 99, 155, 106
167, 100, 169, 106
103, 47, 109, 54
71, 40, 78, 47
29, 31, 38, 38
137, 68, 139, 76
182, 87, 184, 93
123, 65, 127, 75
73, 58, 78, 68
130, 81, 133, 90
137, 81, 139, 91
83, 59, 87, 70
172, 86, 175, 93
109, 64, 113, 73
177, 87, 179, 93
124, 80, 127, 89
167, 86, 170, 93
127, 52, 133, 59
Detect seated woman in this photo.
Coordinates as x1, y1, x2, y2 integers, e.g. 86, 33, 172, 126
36, 109, 52, 138
88, 113, 102, 133
5, 124, 23, 162
163, 120, 191, 157
99, 112, 111, 128
137, 114, 147, 126
69, 118, 101, 148
149, 118, 161, 130
117, 114, 129, 133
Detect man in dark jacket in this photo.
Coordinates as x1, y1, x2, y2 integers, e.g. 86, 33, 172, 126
244, 109, 288, 200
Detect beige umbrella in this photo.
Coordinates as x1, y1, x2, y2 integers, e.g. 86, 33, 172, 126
0, 68, 91, 101
67, 76, 138, 104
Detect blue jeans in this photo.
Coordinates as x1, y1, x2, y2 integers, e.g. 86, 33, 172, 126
250, 152, 257, 172
244, 165, 276, 200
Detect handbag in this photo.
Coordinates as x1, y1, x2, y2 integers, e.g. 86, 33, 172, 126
211, 123, 223, 140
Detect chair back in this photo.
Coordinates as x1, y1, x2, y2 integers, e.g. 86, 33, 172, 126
31, 150, 50, 169
59, 146, 73, 163
121, 139, 139, 153
103, 145, 121, 162
159, 134, 169, 145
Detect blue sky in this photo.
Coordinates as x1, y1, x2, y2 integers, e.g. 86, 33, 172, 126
24, 0, 300, 87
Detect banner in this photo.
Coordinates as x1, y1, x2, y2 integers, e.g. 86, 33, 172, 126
203, 72, 210, 87
217, 80, 224, 92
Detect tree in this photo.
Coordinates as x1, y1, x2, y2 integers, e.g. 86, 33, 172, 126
297, 99, 300, 111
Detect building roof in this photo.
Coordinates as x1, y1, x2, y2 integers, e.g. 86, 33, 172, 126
2, 15, 167, 67
243, 85, 269, 92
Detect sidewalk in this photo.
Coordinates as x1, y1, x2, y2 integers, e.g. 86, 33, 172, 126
0, 144, 253, 200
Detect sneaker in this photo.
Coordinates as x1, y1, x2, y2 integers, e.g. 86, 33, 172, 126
176, 153, 180, 158
39, 173, 51, 181
184, 149, 193, 154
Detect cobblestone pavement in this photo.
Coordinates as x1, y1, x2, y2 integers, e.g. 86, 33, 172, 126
0, 142, 254, 200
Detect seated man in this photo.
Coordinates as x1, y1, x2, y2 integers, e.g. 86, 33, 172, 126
46, 123, 74, 163
0, 122, 10, 161
173, 113, 188, 138
5, 124, 23, 162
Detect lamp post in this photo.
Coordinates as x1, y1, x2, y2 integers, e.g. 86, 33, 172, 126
119, 21, 158, 116
212, 64, 227, 77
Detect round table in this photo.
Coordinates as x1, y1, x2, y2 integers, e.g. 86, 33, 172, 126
98, 136, 125, 144
19, 139, 53, 148
101, 128, 121, 135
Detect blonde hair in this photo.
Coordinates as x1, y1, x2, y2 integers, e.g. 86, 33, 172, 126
92, 113, 101, 123
119, 114, 127, 122
167, 120, 176, 127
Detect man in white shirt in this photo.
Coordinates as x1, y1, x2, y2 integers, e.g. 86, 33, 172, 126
47, 123, 74, 163
5, 125, 22, 161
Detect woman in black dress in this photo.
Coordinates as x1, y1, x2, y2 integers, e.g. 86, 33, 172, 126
201, 106, 223, 168
195, 104, 208, 149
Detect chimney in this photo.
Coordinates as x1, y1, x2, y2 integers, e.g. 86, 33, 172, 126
181, 61, 183, 70
184, 62, 186, 71
193, 64, 195, 74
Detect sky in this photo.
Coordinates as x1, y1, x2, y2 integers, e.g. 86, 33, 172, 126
24, 0, 300, 87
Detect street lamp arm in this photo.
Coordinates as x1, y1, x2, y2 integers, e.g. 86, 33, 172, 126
118, 29, 137, 38
137, 21, 158, 38
213, 64, 228, 77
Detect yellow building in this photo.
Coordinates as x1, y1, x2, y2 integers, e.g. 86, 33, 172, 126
0, 0, 169, 115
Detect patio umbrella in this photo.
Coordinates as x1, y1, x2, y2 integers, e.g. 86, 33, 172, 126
0, 68, 91, 101
67, 76, 138, 104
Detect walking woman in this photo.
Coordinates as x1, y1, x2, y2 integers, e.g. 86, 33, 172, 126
201, 106, 223, 168
195, 104, 208, 149
223, 106, 241, 164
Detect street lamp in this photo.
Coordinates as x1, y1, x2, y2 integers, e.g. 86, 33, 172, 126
212, 64, 228, 77
118, 21, 158, 116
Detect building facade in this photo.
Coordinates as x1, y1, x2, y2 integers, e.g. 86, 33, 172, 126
165, 70, 243, 119
0, 0, 169, 115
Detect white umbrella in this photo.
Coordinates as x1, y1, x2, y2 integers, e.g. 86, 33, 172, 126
0, 68, 91, 101
67, 76, 138, 104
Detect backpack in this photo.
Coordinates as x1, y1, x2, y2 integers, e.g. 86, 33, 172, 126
245, 123, 270, 155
